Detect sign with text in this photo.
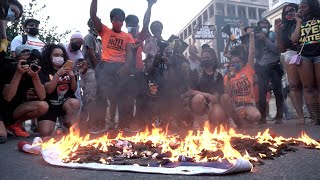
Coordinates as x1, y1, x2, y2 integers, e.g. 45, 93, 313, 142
215, 15, 248, 65
194, 25, 216, 39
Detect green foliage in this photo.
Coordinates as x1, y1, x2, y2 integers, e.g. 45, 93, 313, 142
6, 0, 70, 45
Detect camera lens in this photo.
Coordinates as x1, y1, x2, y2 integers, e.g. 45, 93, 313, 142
31, 64, 39, 72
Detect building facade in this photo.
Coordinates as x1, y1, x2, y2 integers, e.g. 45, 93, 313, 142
177, 0, 268, 64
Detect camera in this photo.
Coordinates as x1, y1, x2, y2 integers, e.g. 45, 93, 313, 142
21, 49, 42, 72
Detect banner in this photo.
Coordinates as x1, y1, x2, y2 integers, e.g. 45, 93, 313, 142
194, 25, 216, 39
215, 15, 249, 65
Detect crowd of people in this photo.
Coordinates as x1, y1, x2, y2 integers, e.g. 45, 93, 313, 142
0, 0, 319, 144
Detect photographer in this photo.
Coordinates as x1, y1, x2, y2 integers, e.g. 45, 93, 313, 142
254, 19, 284, 124
2, 45, 48, 138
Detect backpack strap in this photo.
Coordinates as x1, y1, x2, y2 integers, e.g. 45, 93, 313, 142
22, 34, 28, 45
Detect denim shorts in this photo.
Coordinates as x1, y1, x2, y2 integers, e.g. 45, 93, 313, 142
301, 55, 320, 64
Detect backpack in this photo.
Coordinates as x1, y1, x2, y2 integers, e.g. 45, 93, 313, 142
22, 34, 28, 45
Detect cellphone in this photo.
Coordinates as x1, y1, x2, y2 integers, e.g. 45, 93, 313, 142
63, 60, 73, 70
77, 58, 85, 64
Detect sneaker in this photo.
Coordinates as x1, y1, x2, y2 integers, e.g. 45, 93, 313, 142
7, 123, 30, 138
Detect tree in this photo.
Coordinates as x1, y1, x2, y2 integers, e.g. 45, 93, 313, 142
6, 0, 70, 49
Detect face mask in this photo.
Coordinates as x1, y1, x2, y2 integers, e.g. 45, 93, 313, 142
27, 28, 39, 36
230, 63, 242, 71
52, 56, 64, 66
200, 59, 214, 68
71, 43, 81, 51
5, 8, 15, 21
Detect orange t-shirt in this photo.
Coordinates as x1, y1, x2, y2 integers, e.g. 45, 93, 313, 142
99, 24, 134, 63
224, 64, 255, 104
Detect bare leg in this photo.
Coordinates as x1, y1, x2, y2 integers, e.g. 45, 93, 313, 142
62, 98, 80, 127
314, 63, 320, 124
297, 59, 316, 123
13, 101, 49, 123
208, 103, 226, 127
284, 62, 304, 123
245, 106, 261, 123
37, 120, 56, 137
0, 121, 6, 137
191, 94, 207, 129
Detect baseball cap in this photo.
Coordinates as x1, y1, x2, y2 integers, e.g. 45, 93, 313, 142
15, 44, 34, 56
23, 18, 40, 27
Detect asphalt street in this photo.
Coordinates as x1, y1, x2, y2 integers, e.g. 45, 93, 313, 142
1, 120, 320, 180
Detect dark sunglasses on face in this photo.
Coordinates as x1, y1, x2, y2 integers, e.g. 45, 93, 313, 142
285, 8, 296, 15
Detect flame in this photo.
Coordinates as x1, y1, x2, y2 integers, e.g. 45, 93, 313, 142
40, 121, 320, 165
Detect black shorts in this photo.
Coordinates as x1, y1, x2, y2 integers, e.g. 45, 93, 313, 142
38, 105, 65, 122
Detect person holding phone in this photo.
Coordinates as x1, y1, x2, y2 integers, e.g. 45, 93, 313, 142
290, 0, 320, 125
38, 44, 80, 136
275, 3, 305, 125
221, 29, 261, 128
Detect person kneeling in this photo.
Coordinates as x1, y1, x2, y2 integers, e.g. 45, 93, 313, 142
188, 47, 226, 130
220, 29, 261, 127
2, 45, 48, 138
38, 44, 80, 137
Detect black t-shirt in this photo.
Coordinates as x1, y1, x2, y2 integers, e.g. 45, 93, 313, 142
2, 63, 37, 106
40, 71, 75, 106
300, 19, 320, 57
192, 70, 224, 95
281, 22, 298, 51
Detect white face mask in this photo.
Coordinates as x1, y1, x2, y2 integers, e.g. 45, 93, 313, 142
52, 56, 64, 66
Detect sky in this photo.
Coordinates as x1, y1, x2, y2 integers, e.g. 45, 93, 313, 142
18, 0, 212, 42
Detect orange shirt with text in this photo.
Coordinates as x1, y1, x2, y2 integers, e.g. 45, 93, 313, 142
99, 24, 134, 63
224, 64, 255, 104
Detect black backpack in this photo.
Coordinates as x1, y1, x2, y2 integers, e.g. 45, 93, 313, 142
22, 34, 28, 45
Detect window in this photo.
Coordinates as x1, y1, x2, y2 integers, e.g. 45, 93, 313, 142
238, 6, 246, 18
184, 29, 188, 39
192, 20, 197, 30
227, 4, 236, 17
209, 4, 214, 17
258, 8, 266, 19
248, 7, 257, 19
203, 10, 208, 22
197, 15, 202, 25
179, 33, 184, 40
188, 25, 192, 37
216, 3, 225, 15
189, 38, 192, 45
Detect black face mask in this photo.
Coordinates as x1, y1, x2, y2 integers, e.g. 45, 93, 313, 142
71, 43, 81, 51
28, 28, 39, 36
201, 59, 215, 68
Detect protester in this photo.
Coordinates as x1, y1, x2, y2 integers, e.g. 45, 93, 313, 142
124, 14, 145, 130
290, 0, 320, 125
189, 47, 226, 129
11, 18, 45, 58
38, 44, 80, 136
80, 19, 101, 133
221, 29, 261, 127
65, 31, 84, 66
2, 45, 48, 138
90, 0, 134, 130
188, 33, 201, 71
254, 19, 284, 124
274, 3, 305, 125
0, 0, 23, 53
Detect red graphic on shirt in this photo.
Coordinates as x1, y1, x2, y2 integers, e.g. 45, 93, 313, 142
26, 41, 45, 47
